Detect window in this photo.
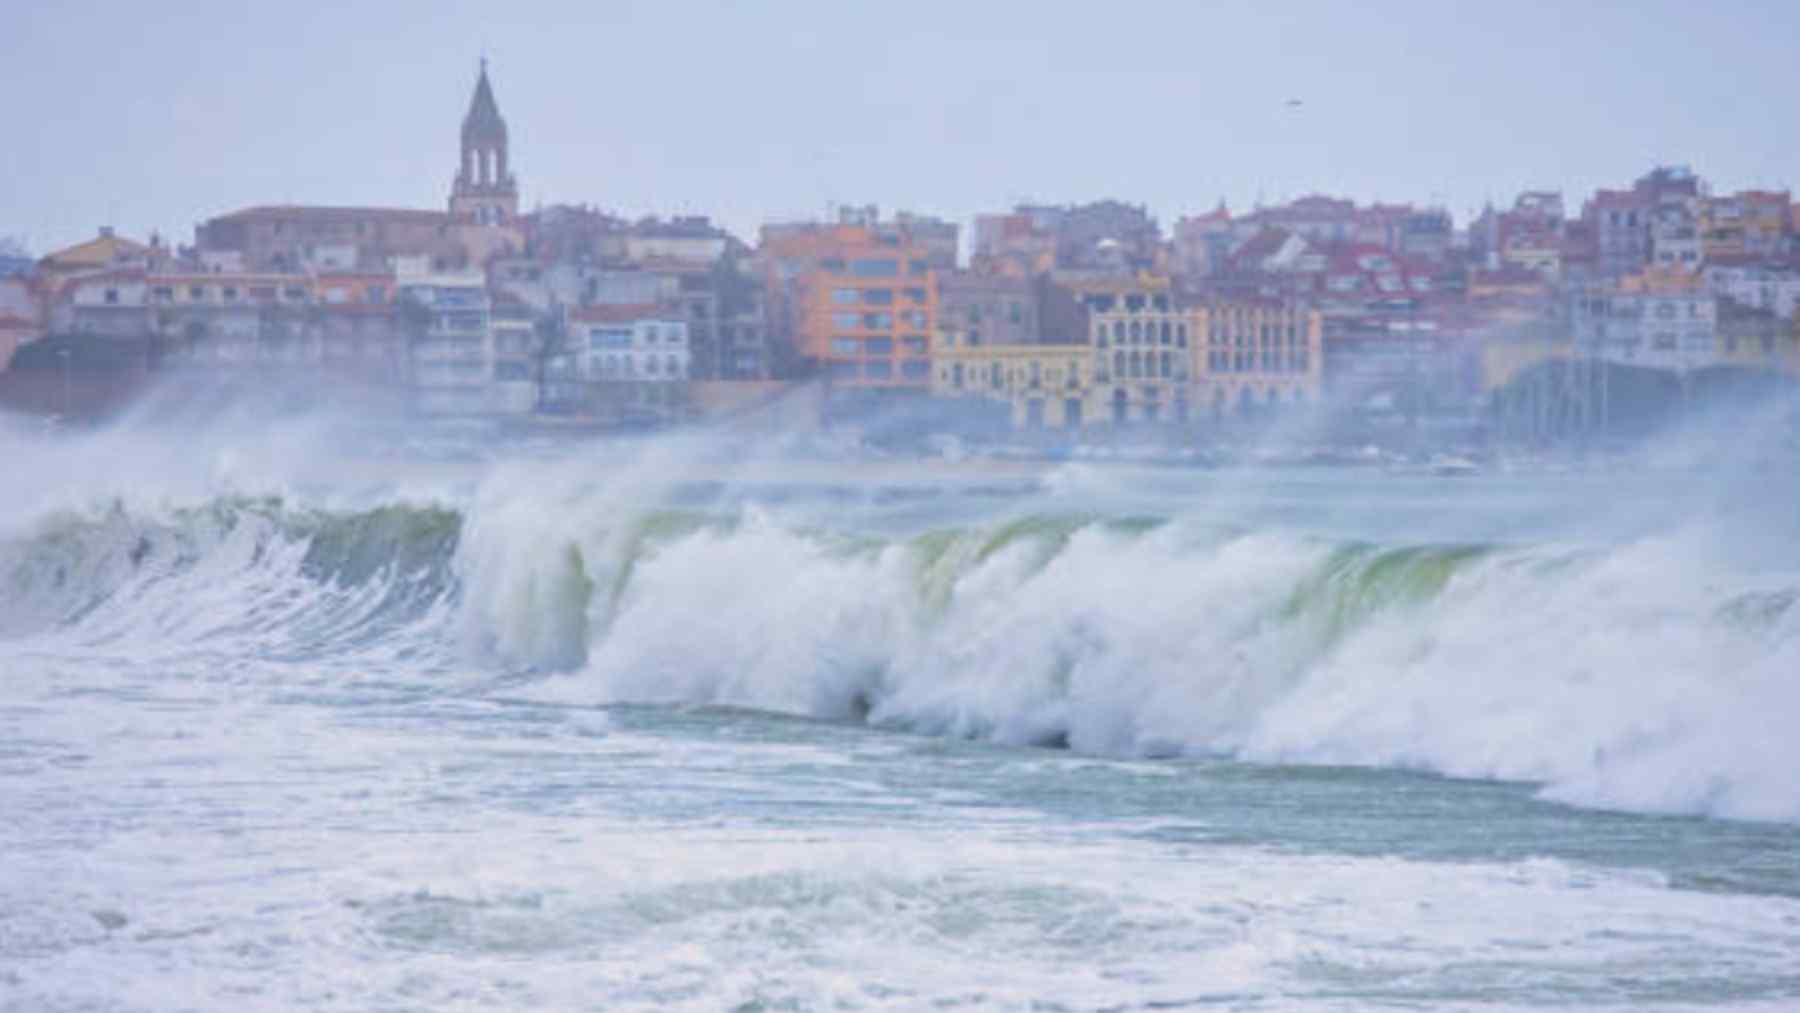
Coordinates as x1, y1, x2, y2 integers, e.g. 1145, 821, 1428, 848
865, 337, 894, 355
1095, 324, 1108, 346
366, 286, 385, 304
1176, 323, 1188, 347
831, 338, 860, 356
851, 258, 899, 277
903, 287, 927, 302
908, 259, 928, 275
1129, 321, 1142, 342
495, 361, 531, 380
832, 288, 861, 305
223, 287, 239, 302
104, 289, 119, 305
151, 287, 173, 303
862, 289, 894, 305
833, 312, 860, 330
666, 355, 680, 378
952, 363, 964, 387
902, 336, 928, 355
862, 312, 894, 329
190, 286, 205, 300
865, 360, 893, 379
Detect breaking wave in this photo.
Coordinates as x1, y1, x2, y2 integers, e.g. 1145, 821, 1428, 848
4, 487, 1799, 823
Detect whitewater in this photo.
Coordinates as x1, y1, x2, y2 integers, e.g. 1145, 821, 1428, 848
4, 406, 1800, 1010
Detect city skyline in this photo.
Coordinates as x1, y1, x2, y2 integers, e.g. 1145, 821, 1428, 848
7, 0, 1800, 253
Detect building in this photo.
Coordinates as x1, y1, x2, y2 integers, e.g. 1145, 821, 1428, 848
397, 265, 498, 415
1191, 300, 1323, 418
757, 219, 939, 388
1567, 268, 1718, 373
147, 272, 318, 365
1705, 259, 1800, 321
1698, 190, 1791, 261
1583, 166, 1701, 278
195, 62, 524, 273
1077, 275, 1193, 423
552, 303, 691, 419
448, 60, 519, 227
931, 335, 1091, 429
936, 272, 1037, 347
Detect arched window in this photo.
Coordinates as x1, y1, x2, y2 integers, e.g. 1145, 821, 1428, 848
1114, 350, 1126, 377
1129, 350, 1143, 378
1113, 321, 1126, 342
1129, 321, 1142, 342
1160, 351, 1172, 377
667, 355, 680, 377
1160, 321, 1172, 345
1095, 324, 1108, 346
1176, 323, 1188, 347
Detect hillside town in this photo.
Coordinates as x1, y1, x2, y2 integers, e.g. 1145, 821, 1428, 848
5, 63, 1799, 448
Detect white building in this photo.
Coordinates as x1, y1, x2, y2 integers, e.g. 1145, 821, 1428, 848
568, 304, 690, 383
396, 263, 533, 416
1704, 261, 1800, 321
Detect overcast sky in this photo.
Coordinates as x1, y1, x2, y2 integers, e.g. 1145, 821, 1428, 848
5, 0, 1798, 254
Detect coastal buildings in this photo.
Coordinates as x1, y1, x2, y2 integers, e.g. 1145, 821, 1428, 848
758, 210, 945, 389
6, 45, 1798, 441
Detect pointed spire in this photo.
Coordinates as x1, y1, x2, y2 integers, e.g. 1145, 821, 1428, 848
463, 60, 506, 144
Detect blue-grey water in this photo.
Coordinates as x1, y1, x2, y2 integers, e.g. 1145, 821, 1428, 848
4, 416, 1800, 1010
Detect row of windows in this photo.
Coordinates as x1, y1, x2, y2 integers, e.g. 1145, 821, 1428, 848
829, 336, 930, 356
830, 287, 929, 306
1207, 351, 1311, 373
1209, 326, 1304, 345
821, 258, 930, 278
831, 311, 926, 330
1103, 349, 1185, 382
943, 360, 1082, 391
828, 359, 933, 380
588, 353, 688, 379
1095, 319, 1188, 348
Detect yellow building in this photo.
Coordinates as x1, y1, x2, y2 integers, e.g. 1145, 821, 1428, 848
1189, 300, 1323, 417
1077, 274, 1196, 423
931, 329, 1092, 428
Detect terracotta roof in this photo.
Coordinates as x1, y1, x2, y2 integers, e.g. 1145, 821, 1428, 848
39, 233, 152, 270
206, 205, 451, 226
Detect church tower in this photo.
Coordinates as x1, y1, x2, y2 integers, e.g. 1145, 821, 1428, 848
449, 60, 519, 225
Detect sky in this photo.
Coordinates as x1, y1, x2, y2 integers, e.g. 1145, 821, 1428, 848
5, 0, 1800, 255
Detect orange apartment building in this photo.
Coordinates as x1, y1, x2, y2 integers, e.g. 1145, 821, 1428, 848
761, 224, 940, 389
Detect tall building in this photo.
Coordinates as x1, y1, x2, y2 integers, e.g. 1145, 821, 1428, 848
449, 60, 519, 226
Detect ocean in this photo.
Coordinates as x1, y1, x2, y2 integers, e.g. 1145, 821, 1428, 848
3, 413, 1799, 1011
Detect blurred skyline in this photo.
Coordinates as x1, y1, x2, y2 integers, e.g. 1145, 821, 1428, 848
5, 0, 1799, 253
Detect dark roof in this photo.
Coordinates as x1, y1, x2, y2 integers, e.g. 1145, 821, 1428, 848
463, 62, 507, 144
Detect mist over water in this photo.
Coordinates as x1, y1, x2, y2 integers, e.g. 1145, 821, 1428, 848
6, 389, 1800, 1008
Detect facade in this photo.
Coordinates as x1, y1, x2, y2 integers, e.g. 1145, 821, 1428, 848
931, 334, 1091, 429
937, 272, 1037, 347
1191, 300, 1323, 418
1705, 260, 1800, 321
149, 272, 318, 365
759, 221, 939, 388
550, 303, 691, 419
1080, 276, 1193, 423
398, 267, 500, 415
1567, 271, 1719, 373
